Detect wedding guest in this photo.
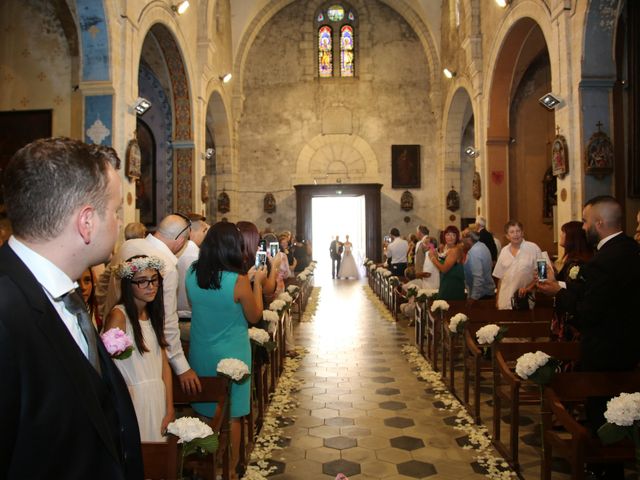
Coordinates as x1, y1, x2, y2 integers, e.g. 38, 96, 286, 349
492, 221, 542, 309
104, 255, 174, 442
279, 231, 297, 276
124, 221, 147, 240
461, 230, 496, 301
187, 222, 266, 479
537, 196, 640, 478
238, 220, 280, 295
413, 225, 429, 279
386, 227, 409, 276
293, 235, 312, 273
475, 216, 498, 262
428, 225, 465, 300
329, 235, 343, 279
80, 267, 101, 330
0, 137, 142, 478
103, 213, 201, 395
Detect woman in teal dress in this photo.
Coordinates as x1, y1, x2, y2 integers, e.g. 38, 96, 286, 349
186, 222, 266, 479
428, 225, 466, 300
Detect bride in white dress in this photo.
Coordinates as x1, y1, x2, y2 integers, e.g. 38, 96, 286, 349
338, 235, 360, 279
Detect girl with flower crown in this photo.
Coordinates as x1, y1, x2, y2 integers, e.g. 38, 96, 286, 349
103, 255, 175, 442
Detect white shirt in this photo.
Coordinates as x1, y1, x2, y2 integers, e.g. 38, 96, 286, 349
177, 240, 199, 318
597, 231, 622, 250
8, 236, 89, 357
386, 237, 409, 264
105, 234, 189, 375
492, 239, 542, 310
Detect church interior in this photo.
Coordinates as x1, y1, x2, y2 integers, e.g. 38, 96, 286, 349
1, 1, 640, 479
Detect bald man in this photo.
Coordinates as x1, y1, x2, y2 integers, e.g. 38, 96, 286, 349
103, 214, 202, 394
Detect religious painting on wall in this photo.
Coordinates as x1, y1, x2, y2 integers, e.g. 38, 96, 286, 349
551, 134, 568, 178
125, 138, 142, 180
585, 123, 614, 178
391, 144, 420, 189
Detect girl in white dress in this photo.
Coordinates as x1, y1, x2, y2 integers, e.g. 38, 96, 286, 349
104, 255, 174, 442
338, 235, 360, 279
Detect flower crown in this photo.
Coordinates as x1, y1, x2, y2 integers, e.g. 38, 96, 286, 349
115, 256, 165, 279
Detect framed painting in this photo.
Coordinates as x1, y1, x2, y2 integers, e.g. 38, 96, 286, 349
391, 144, 420, 189
551, 134, 568, 178
585, 128, 614, 178
125, 138, 142, 180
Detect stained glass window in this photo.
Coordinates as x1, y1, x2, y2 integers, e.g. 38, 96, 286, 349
340, 25, 354, 77
327, 5, 344, 21
317, 12, 324, 22
318, 26, 333, 77
348, 11, 355, 21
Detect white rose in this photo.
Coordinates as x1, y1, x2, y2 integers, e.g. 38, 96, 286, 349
248, 327, 270, 345
430, 300, 450, 312
569, 265, 580, 280
286, 285, 299, 295
167, 416, 214, 443
278, 292, 293, 303
217, 358, 250, 381
298, 273, 308, 281
476, 324, 500, 345
515, 351, 551, 379
448, 313, 468, 333
262, 310, 279, 322
604, 392, 640, 427
269, 299, 286, 312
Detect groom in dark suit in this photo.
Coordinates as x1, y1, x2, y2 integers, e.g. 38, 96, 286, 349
537, 195, 640, 478
329, 235, 343, 279
0, 138, 143, 479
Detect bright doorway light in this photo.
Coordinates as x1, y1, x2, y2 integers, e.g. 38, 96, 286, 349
311, 195, 366, 282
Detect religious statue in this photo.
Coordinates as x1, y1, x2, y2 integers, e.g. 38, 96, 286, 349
264, 193, 276, 213
400, 191, 413, 211
446, 186, 460, 212
217, 191, 230, 213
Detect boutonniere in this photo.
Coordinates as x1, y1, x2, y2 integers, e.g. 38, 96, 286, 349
568, 265, 581, 280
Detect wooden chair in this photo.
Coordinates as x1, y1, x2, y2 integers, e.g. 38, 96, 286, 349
172, 375, 232, 480
142, 435, 178, 479
542, 372, 640, 480
492, 340, 581, 472
462, 316, 548, 423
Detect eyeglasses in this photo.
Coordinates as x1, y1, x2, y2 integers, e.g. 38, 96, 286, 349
131, 276, 160, 288
173, 212, 192, 240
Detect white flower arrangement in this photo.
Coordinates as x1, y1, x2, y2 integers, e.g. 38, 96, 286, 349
430, 300, 450, 312
389, 275, 400, 286
416, 289, 438, 302
248, 327, 271, 345
278, 292, 293, 304
262, 309, 279, 323
569, 265, 581, 280
115, 255, 165, 279
167, 416, 214, 443
448, 313, 468, 334
297, 272, 308, 281
406, 285, 419, 298
381, 269, 392, 278
369, 264, 377, 272
269, 299, 287, 313
216, 358, 250, 381
515, 351, 552, 380
604, 392, 640, 427
476, 324, 501, 345
286, 285, 300, 295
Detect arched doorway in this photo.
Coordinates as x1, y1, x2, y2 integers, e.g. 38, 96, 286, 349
204, 91, 231, 222
487, 18, 555, 252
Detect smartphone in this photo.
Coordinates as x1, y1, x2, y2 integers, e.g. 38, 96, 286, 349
536, 259, 547, 281
269, 242, 280, 258
258, 239, 267, 252
255, 251, 267, 269
384, 235, 392, 243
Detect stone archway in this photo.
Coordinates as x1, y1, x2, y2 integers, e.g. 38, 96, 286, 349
204, 90, 232, 221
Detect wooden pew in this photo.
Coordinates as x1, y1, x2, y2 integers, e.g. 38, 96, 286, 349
172, 375, 232, 480
142, 435, 178, 479
542, 372, 640, 480
492, 341, 581, 473
414, 301, 427, 355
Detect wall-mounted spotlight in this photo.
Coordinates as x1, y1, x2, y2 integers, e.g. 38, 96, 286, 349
204, 147, 215, 160
495, 0, 510, 7
171, 1, 190, 15
132, 97, 152, 115
539, 93, 562, 110
443, 68, 456, 79
219, 73, 232, 84
464, 146, 479, 158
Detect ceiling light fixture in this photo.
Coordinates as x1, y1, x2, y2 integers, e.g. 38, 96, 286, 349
220, 73, 232, 83
464, 146, 479, 158
171, 1, 190, 15
132, 97, 152, 115
539, 93, 562, 110
443, 68, 456, 79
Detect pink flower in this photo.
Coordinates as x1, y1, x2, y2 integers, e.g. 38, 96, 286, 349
101, 327, 134, 359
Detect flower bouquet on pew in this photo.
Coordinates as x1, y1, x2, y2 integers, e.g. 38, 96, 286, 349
263, 309, 279, 334
406, 284, 419, 299
167, 416, 219, 479
269, 298, 288, 316
286, 284, 300, 296
249, 327, 277, 352
216, 358, 250, 382
417, 288, 438, 303
448, 313, 468, 335
277, 291, 293, 309
389, 276, 400, 287
598, 392, 640, 471
514, 351, 560, 386
475, 323, 507, 359
100, 327, 134, 360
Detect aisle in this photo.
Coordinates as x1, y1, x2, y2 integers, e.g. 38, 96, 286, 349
269, 277, 496, 480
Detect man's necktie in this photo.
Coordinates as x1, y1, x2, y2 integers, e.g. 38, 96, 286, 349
60, 289, 102, 376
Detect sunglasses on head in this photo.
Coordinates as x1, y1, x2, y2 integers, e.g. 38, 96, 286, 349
173, 212, 192, 240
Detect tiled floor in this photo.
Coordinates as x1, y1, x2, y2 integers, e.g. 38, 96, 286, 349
268, 277, 522, 480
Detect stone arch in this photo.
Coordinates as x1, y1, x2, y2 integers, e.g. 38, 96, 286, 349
136, 21, 194, 214
442, 85, 475, 227
293, 134, 379, 184
485, 5, 556, 237
232, 0, 441, 120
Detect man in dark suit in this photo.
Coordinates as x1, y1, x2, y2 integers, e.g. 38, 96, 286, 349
537, 196, 640, 478
475, 216, 498, 262
329, 235, 343, 279
0, 138, 143, 479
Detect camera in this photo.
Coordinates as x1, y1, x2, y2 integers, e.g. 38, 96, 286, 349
536, 259, 547, 281
269, 242, 280, 258
255, 251, 267, 269
384, 235, 392, 244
